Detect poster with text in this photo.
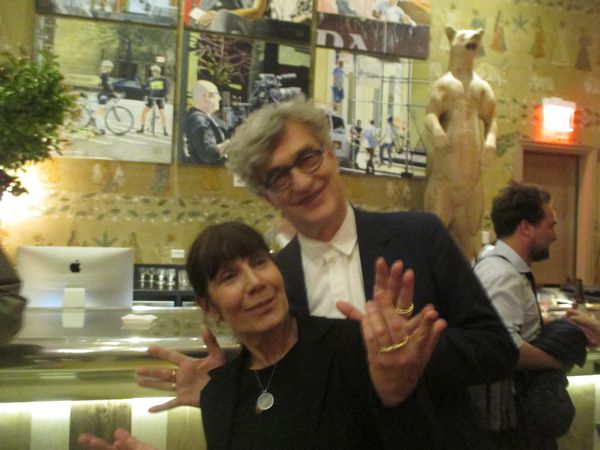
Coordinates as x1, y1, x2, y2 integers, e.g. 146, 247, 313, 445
36, 0, 179, 27
316, 0, 431, 59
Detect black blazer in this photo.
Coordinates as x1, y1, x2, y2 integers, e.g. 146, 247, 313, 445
201, 316, 440, 450
276, 209, 519, 448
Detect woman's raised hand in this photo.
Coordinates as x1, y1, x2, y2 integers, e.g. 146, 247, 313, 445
136, 326, 226, 412
338, 257, 446, 406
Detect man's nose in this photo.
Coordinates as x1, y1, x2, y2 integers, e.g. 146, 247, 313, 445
289, 167, 313, 191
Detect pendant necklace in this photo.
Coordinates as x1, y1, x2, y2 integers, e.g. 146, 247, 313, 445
253, 362, 278, 414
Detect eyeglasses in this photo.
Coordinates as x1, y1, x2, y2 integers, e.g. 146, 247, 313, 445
264, 148, 324, 192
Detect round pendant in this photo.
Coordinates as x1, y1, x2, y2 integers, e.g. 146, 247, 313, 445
255, 391, 275, 414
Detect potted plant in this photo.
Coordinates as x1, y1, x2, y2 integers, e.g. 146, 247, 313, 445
0, 49, 75, 199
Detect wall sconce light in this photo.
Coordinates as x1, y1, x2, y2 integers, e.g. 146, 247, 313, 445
0, 165, 46, 225
534, 97, 576, 143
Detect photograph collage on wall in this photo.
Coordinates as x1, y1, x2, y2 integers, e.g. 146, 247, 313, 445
36, 0, 180, 27
183, 0, 312, 45
35, 15, 177, 164
178, 30, 311, 166
33, 0, 430, 179
316, 0, 431, 59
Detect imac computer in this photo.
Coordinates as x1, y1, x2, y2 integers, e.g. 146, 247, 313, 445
16, 246, 134, 309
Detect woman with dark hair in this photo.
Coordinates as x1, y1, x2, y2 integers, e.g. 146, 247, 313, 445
79, 221, 446, 449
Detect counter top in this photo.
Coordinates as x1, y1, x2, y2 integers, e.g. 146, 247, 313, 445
4, 306, 238, 365
3, 303, 600, 403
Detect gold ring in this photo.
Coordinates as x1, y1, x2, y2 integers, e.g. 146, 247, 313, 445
395, 303, 414, 316
171, 369, 177, 381
171, 382, 176, 390
379, 335, 410, 353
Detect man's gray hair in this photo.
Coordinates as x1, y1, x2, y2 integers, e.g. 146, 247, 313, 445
226, 97, 332, 194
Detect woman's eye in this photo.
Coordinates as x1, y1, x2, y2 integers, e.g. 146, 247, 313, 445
218, 271, 237, 283
252, 255, 269, 267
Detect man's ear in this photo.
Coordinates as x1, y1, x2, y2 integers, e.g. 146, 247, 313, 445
518, 219, 536, 239
261, 191, 278, 209
324, 146, 339, 168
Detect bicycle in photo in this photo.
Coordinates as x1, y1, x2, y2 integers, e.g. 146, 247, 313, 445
76, 92, 135, 136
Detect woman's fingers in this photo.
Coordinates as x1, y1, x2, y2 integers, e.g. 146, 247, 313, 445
372, 257, 390, 301
147, 397, 180, 413
146, 345, 187, 366
394, 268, 414, 318
336, 301, 364, 321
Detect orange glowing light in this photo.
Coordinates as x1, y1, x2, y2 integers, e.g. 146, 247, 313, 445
543, 100, 575, 133
533, 98, 577, 143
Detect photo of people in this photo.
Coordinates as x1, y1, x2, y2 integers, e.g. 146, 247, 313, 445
35, 16, 176, 164
183, 0, 312, 45
36, 0, 179, 27
316, 0, 430, 59
178, 31, 311, 166
313, 48, 428, 178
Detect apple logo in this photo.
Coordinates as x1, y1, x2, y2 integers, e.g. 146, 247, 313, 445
70, 260, 81, 273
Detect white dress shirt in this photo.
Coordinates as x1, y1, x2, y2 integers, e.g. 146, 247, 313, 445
297, 204, 366, 318
474, 240, 542, 347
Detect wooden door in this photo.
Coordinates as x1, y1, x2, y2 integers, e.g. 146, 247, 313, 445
522, 151, 578, 285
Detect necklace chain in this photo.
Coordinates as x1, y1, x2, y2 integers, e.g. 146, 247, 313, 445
254, 362, 278, 393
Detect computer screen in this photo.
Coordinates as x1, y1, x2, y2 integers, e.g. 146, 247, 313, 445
16, 246, 134, 309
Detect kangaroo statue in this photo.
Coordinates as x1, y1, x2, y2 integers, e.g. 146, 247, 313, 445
424, 26, 497, 261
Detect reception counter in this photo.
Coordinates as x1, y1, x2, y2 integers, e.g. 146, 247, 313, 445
1, 305, 600, 449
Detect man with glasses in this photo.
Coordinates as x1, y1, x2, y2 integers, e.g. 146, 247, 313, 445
182, 80, 228, 165
226, 98, 517, 448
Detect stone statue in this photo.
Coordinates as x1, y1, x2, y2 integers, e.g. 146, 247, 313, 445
424, 26, 497, 261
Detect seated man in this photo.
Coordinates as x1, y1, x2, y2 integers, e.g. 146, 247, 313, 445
474, 182, 586, 449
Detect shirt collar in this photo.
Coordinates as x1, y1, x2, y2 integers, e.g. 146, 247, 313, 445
495, 239, 531, 273
297, 203, 357, 258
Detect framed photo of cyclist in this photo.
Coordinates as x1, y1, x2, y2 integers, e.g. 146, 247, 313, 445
183, 0, 312, 45
35, 15, 177, 164
35, 0, 180, 28
177, 30, 311, 167
311, 47, 429, 179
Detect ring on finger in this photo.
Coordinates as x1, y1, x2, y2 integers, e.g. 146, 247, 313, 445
379, 335, 410, 353
395, 303, 414, 316
171, 382, 176, 390
171, 369, 177, 381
